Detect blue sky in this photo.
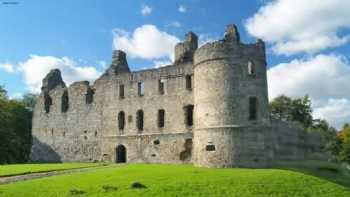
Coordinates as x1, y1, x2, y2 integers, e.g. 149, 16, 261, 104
0, 0, 349, 128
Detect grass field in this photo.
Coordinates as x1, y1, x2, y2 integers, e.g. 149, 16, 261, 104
274, 160, 350, 188
0, 163, 102, 177
0, 162, 349, 197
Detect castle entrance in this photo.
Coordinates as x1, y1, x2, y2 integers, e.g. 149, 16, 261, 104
116, 145, 126, 163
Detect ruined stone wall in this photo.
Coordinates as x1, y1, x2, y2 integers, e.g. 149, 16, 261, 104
271, 119, 305, 161
102, 132, 193, 163
31, 81, 103, 162
271, 119, 328, 161
31, 61, 195, 163
96, 62, 194, 162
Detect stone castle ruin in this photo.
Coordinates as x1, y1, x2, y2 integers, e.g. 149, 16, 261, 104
30, 24, 325, 167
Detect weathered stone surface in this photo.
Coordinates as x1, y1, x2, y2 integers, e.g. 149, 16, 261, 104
106, 50, 130, 75
224, 24, 240, 43
30, 24, 327, 167
41, 69, 66, 92
174, 32, 198, 64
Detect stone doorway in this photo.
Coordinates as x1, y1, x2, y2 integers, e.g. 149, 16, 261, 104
116, 145, 126, 163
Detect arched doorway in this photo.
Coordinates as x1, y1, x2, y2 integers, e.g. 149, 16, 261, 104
116, 145, 126, 163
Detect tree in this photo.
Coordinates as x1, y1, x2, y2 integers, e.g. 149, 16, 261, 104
337, 124, 350, 163
0, 86, 33, 163
0, 85, 7, 100
21, 93, 38, 111
270, 95, 342, 161
309, 119, 339, 156
270, 95, 313, 128
340, 137, 350, 163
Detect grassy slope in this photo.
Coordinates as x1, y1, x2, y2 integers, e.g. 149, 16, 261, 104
0, 163, 101, 177
0, 163, 349, 197
273, 160, 350, 188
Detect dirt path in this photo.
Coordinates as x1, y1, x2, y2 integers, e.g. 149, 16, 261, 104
0, 165, 112, 185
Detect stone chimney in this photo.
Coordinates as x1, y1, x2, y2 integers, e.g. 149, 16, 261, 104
106, 50, 130, 75
41, 69, 66, 92
224, 24, 240, 43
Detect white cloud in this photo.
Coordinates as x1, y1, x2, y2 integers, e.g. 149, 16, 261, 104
268, 54, 350, 128
178, 5, 187, 13
313, 98, 350, 129
245, 0, 350, 55
113, 24, 180, 61
153, 60, 172, 68
169, 21, 182, 28
141, 5, 152, 16
16, 55, 101, 93
268, 54, 350, 100
0, 63, 15, 73
198, 34, 218, 47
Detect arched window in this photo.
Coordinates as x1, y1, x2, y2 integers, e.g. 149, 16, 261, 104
61, 90, 69, 113
136, 110, 144, 132
184, 105, 194, 126
118, 111, 125, 130
248, 60, 256, 76
158, 109, 165, 128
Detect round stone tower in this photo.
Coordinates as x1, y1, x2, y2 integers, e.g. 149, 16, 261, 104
192, 24, 272, 168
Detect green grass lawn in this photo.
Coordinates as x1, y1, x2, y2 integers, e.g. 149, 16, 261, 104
0, 163, 349, 197
0, 163, 102, 177
274, 160, 350, 188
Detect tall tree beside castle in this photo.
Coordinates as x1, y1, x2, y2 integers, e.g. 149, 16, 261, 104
338, 124, 350, 163
0, 86, 36, 164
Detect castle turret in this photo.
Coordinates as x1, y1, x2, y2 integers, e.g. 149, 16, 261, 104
192, 24, 271, 168
106, 50, 130, 75
174, 32, 198, 64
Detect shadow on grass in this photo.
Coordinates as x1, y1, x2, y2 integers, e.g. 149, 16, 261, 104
273, 160, 350, 188
101, 185, 118, 192
69, 188, 86, 195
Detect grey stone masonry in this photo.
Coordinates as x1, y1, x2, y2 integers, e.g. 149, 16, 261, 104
30, 24, 327, 167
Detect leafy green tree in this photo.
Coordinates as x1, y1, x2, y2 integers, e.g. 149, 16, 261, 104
270, 95, 313, 128
0, 85, 8, 100
340, 137, 350, 163
337, 124, 350, 163
0, 86, 33, 163
270, 95, 344, 161
21, 93, 38, 111
309, 119, 339, 156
